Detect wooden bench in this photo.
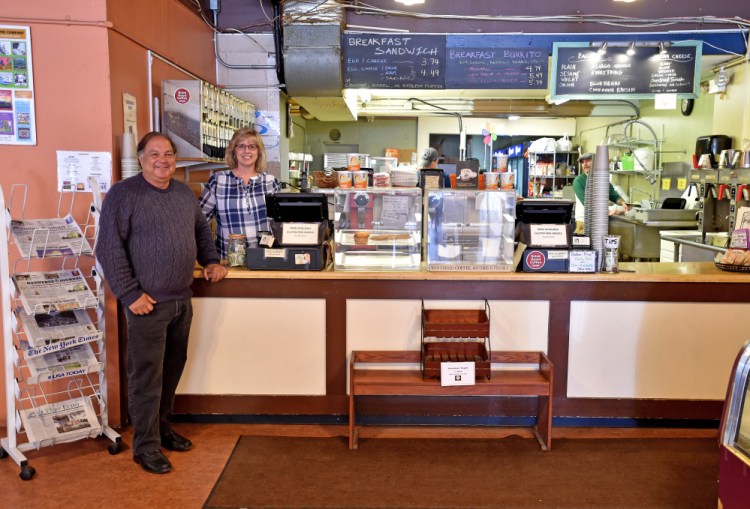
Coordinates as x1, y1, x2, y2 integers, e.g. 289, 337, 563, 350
349, 350, 553, 450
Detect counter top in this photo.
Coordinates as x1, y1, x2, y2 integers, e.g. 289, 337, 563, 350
195, 262, 750, 284
609, 214, 698, 228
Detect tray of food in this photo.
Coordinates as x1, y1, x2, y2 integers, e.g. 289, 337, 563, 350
342, 231, 415, 247
715, 251, 750, 272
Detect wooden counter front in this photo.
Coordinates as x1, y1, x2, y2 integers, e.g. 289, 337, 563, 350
180, 262, 750, 427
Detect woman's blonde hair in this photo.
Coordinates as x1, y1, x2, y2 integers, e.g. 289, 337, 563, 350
225, 127, 267, 172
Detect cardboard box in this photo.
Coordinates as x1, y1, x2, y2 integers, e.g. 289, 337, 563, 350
522, 249, 568, 272
398, 148, 416, 164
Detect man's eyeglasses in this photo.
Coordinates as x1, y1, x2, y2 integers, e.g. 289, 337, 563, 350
236, 144, 258, 152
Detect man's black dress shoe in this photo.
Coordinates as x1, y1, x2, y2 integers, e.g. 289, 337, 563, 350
161, 430, 193, 452
134, 450, 172, 474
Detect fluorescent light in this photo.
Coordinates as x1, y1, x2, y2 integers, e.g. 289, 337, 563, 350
626, 42, 636, 56
508, 115, 521, 121
395, 0, 425, 5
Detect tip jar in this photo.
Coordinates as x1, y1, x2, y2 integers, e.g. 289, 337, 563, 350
227, 234, 247, 267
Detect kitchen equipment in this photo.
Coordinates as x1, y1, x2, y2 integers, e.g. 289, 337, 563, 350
661, 197, 686, 209
740, 150, 750, 169
719, 150, 739, 169
696, 135, 732, 169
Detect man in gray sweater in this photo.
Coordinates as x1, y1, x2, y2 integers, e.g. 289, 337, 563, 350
96, 132, 227, 474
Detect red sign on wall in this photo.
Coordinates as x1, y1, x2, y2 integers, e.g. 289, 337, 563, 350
174, 88, 190, 104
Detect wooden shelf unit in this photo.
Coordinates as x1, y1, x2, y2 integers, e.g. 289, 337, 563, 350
349, 350, 554, 451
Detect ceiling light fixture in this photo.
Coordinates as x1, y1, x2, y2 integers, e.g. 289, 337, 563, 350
395, 0, 426, 5
626, 42, 636, 56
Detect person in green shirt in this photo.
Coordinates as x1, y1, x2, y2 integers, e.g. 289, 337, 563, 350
573, 152, 629, 234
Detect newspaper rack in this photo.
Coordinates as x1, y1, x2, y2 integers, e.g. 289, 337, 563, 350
420, 300, 492, 380
0, 183, 121, 481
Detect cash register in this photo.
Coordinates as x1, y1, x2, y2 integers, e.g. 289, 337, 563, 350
245, 192, 332, 270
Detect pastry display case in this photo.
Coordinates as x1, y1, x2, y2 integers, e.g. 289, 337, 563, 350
425, 190, 516, 271
333, 188, 422, 271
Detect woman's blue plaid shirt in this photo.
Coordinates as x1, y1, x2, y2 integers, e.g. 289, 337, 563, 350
199, 170, 280, 258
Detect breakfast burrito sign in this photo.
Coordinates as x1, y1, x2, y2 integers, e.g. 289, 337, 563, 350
0, 25, 35, 146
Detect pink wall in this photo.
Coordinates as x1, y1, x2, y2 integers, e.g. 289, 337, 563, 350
0, 0, 215, 426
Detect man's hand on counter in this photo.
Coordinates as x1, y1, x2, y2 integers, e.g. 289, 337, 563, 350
203, 263, 228, 282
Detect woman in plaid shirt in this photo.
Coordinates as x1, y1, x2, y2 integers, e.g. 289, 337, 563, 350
199, 128, 280, 259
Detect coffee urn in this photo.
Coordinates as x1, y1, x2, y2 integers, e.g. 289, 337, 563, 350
696, 135, 732, 169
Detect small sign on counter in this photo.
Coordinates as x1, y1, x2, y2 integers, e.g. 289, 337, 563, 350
569, 250, 598, 273
529, 224, 569, 248
441, 362, 475, 386
522, 249, 569, 272
281, 223, 321, 245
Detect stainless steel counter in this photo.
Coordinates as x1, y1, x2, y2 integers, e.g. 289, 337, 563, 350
609, 214, 698, 260
661, 233, 727, 262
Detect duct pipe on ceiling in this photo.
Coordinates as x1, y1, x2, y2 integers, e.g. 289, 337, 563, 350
272, 0, 286, 89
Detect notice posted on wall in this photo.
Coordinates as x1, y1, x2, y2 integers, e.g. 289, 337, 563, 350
0, 25, 36, 145
56, 151, 112, 193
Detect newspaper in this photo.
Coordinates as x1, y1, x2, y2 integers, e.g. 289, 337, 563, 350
13, 269, 97, 315
19, 396, 101, 445
16, 308, 101, 352
10, 214, 92, 258
24, 343, 101, 384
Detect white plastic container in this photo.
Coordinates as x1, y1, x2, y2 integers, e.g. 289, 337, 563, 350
634, 147, 654, 172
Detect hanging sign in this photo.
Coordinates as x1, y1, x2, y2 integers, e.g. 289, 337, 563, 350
550, 41, 701, 101
445, 36, 547, 89
343, 34, 446, 89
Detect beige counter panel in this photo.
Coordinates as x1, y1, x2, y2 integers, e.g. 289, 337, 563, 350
177, 297, 327, 395
568, 301, 750, 400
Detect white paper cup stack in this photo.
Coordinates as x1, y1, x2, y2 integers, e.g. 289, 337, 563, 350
584, 145, 611, 270
121, 133, 140, 179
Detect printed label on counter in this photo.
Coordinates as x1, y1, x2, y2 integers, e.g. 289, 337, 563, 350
529, 224, 568, 247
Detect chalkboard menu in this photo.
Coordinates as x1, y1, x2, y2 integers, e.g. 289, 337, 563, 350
445, 45, 548, 89
343, 34, 445, 89
550, 42, 701, 100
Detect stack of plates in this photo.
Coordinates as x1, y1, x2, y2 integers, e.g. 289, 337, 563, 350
390, 168, 418, 187
121, 157, 140, 179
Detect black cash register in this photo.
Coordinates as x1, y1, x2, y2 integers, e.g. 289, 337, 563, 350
245, 192, 332, 270
516, 199, 578, 272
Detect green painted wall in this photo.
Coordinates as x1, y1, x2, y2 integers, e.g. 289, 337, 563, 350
298, 118, 418, 171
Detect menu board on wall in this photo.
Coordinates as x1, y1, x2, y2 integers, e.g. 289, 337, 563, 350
343, 34, 446, 89
0, 25, 35, 145
445, 36, 547, 89
550, 41, 701, 100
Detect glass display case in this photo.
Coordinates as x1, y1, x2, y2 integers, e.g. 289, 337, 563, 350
426, 190, 516, 271
333, 188, 422, 271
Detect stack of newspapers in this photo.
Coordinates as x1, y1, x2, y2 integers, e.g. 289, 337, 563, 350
12, 269, 97, 315
10, 214, 92, 258
19, 396, 101, 446
12, 270, 103, 444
